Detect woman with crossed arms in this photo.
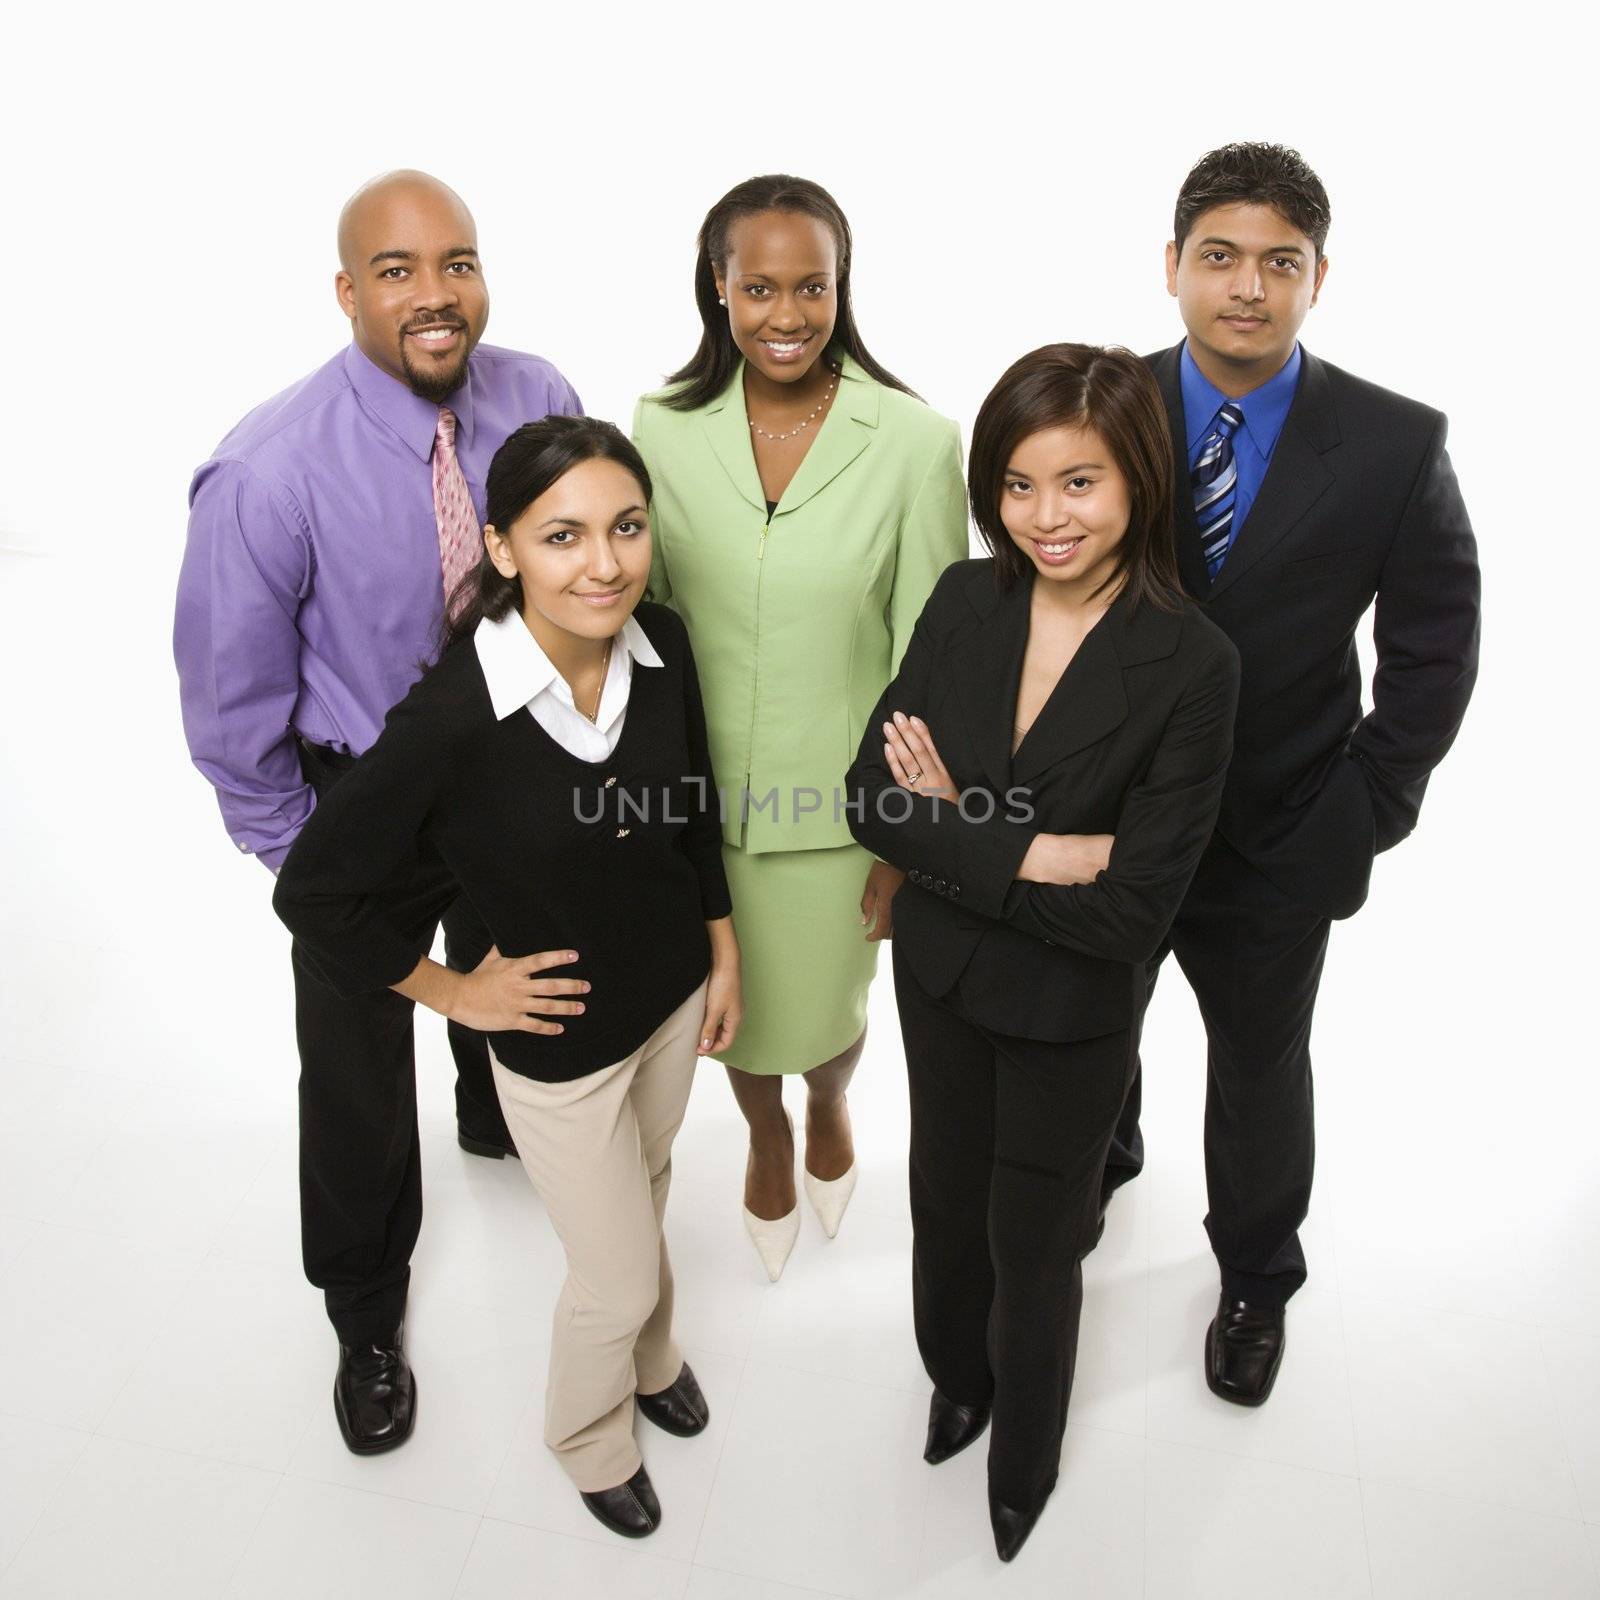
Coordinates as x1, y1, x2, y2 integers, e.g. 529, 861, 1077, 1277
847, 344, 1239, 1561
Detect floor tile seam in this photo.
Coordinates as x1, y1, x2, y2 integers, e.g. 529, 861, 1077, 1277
685, 1352, 750, 1569
1535, 1321, 1597, 1525
1336, 1286, 1551, 1332
1332, 1263, 1377, 1599
1137, 1419, 1356, 1480
683, 1553, 855, 1600
72, 1422, 287, 1484
0, 1419, 95, 1590
92, 1402, 312, 1476
81, 1246, 217, 1432
213, 1465, 289, 1599
1354, 1463, 1587, 1523
445, 1510, 489, 1600
276, 1458, 490, 1519
1147, 1432, 1366, 1486
197, 1143, 279, 1265
731, 1347, 930, 1401
476, 1350, 552, 1520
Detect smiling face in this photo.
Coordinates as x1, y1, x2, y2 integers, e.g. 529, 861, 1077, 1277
999, 422, 1132, 596
335, 175, 489, 403
483, 457, 652, 648
713, 209, 839, 387
1166, 201, 1328, 391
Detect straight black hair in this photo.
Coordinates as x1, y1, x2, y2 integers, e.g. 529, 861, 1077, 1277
662, 173, 915, 411
1174, 142, 1332, 259
969, 344, 1184, 614
439, 415, 652, 655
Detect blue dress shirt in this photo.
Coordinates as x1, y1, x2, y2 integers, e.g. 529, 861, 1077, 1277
1180, 342, 1303, 538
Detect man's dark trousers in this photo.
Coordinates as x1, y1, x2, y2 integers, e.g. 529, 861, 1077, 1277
292, 741, 506, 1342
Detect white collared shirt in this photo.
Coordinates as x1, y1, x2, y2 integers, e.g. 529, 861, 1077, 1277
473, 607, 664, 762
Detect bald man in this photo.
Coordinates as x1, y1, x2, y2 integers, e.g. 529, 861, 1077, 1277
175, 171, 582, 1454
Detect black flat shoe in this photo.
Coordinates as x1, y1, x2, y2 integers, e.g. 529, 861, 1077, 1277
333, 1326, 416, 1455
457, 1124, 517, 1159
580, 1464, 661, 1539
989, 1486, 1046, 1562
923, 1388, 991, 1465
637, 1363, 709, 1437
1205, 1294, 1287, 1406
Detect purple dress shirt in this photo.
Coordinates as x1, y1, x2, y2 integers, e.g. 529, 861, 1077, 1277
174, 341, 582, 870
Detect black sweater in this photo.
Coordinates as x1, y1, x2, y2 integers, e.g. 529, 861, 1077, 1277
272, 602, 732, 1081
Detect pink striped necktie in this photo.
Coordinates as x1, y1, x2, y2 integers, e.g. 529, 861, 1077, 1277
432, 406, 482, 616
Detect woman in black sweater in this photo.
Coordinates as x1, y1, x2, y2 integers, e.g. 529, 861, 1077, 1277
274, 417, 741, 1541
845, 345, 1239, 1562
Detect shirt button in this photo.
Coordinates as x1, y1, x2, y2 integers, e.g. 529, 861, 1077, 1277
237, 841, 250, 853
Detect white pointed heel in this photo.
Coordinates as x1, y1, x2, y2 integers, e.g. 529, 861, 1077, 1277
803, 1164, 858, 1239
742, 1203, 801, 1281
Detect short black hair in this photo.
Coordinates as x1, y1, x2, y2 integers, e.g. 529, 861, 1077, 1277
1174, 143, 1331, 259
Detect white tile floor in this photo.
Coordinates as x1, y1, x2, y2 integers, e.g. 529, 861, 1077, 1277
2, 556, 1596, 1599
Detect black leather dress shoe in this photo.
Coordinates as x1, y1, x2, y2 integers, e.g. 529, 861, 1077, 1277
923, 1388, 992, 1465
333, 1327, 416, 1455
457, 1124, 517, 1159
637, 1363, 709, 1437
989, 1485, 1046, 1562
580, 1464, 661, 1539
1205, 1294, 1287, 1406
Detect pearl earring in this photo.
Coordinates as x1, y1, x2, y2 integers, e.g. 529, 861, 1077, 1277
718, 296, 726, 306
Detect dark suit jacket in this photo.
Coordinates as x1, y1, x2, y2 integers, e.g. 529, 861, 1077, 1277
1148, 344, 1481, 919
844, 559, 1239, 1043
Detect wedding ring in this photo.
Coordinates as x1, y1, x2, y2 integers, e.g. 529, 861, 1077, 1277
905, 769, 923, 786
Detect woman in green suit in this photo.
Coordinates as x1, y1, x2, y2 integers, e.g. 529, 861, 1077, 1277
633, 174, 967, 1280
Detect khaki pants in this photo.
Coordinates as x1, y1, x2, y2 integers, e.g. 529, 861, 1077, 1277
489, 977, 705, 1492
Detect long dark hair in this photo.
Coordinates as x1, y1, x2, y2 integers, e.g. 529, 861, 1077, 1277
439, 415, 653, 655
662, 173, 914, 411
968, 344, 1184, 614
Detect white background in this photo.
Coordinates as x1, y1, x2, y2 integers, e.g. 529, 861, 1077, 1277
0, 6, 1596, 1598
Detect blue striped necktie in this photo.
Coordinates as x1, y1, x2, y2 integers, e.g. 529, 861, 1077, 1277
1192, 402, 1245, 578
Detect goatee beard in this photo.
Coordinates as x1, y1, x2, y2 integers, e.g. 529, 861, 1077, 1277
402, 348, 469, 404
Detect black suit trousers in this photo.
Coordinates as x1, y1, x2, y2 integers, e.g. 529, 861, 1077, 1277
1105, 836, 1331, 1306
894, 940, 1135, 1511
292, 743, 507, 1343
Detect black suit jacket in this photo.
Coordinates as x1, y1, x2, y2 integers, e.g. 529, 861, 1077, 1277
845, 559, 1239, 1043
1148, 344, 1481, 918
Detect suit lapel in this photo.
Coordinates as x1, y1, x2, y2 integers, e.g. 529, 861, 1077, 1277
696, 353, 879, 518
1208, 352, 1340, 599
950, 580, 1178, 793
772, 354, 878, 514
1151, 345, 1212, 599
1011, 589, 1132, 789
952, 573, 1030, 795
699, 378, 765, 513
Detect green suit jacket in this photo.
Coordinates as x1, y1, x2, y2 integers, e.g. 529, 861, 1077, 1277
633, 354, 969, 854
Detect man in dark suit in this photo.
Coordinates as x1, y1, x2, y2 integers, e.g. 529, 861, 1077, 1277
1104, 142, 1481, 1404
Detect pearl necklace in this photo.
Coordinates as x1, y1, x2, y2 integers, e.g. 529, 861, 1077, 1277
749, 363, 839, 442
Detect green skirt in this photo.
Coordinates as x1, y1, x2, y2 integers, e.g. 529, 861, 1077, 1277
716, 841, 882, 1076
